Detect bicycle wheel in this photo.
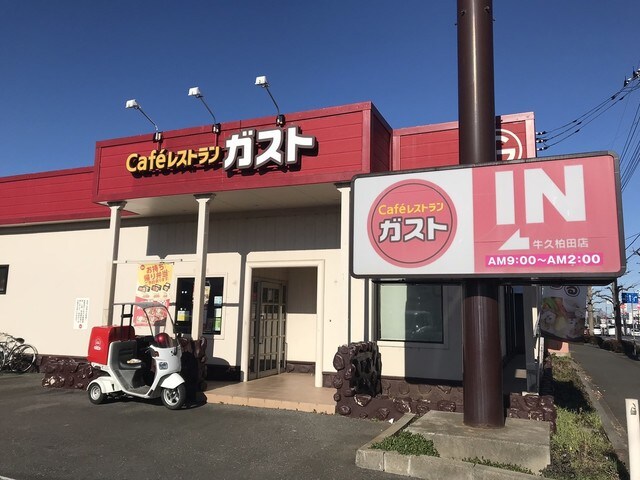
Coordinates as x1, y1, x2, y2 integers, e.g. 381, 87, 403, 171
9, 344, 37, 373
0, 347, 5, 370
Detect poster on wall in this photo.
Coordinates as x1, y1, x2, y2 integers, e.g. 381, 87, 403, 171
134, 263, 173, 326
538, 285, 587, 342
74, 298, 90, 330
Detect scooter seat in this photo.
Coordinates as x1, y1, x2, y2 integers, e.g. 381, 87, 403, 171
112, 340, 145, 370
119, 357, 144, 370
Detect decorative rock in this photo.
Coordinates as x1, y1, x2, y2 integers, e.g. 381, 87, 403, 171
333, 354, 345, 371
375, 408, 390, 421
393, 397, 412, 414
337, 405, 351, 416
437, 400, 456, 412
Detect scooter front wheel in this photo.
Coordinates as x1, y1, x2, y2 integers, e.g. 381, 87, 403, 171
161, 384, 186, 410
88, 383, 106, 405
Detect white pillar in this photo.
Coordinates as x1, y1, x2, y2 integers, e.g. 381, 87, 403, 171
103, 201, 126, 326
190, 194, 213, 339
337, 184, 351, 344
240, 265, 252, 382
315, 261, 325, 388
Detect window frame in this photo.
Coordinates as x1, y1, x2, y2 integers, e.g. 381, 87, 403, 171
0, 265, 8, 295
174, 276, 225, 336
375, 281, 446, 345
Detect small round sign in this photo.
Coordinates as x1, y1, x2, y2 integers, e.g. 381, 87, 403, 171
367, 179, 457, 267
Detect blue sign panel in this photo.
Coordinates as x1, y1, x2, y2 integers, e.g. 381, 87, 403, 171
622, 292, 639, 304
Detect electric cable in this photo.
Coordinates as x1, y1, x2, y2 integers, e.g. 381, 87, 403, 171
537, 78, 640, 151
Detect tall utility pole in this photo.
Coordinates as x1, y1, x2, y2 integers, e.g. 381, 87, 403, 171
587, 286, 595, 334
457, 0, 504, 428
613, 279, 623, 341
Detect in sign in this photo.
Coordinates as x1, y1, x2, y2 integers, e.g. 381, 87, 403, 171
351, 152, 624, 280
494, 165, 586, 251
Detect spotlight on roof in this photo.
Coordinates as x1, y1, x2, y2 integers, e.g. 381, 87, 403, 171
125, 99, 162, 142
188, 86, 221, 134
255, 75, 285, 127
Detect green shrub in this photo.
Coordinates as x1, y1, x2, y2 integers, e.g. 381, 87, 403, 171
371, 431, 439, 457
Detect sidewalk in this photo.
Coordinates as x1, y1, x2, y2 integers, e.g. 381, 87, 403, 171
570, 342, 640, 467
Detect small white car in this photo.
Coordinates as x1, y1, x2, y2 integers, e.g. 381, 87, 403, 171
593, 325, 602, 336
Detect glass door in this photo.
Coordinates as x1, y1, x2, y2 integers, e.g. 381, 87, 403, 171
249, 281, 286, 379
174, 277, 224, 335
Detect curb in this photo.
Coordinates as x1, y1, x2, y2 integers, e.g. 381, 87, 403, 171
355, 414, 541, 480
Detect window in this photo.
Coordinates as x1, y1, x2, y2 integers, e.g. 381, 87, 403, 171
0, 265, 8, 295
175, 277, 224, 335
377, 282, 444, 343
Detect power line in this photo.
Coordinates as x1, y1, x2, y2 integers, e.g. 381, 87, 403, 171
536, 68, 640, 152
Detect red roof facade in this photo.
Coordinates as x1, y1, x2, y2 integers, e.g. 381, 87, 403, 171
0, 102, 534, 226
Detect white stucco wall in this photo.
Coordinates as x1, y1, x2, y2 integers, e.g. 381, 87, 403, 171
0, 222, 110, 357
0, 205, 474, 384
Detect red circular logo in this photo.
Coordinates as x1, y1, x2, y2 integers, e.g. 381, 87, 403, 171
367, 179, 457, 267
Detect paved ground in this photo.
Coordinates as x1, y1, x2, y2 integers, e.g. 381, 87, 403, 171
570, 342, 640, 432
0, 373, 400, 480
570, 341, 640, 467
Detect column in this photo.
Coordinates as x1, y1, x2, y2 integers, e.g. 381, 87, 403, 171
315, 261, 325, 388
103, 201, 126, 326
190, 194, 214, 339
337, 183, 351, 344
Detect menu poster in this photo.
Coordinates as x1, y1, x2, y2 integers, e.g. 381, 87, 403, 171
134, 263, 173, 326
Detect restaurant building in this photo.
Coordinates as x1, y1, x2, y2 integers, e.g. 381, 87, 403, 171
0, 102, 539, 392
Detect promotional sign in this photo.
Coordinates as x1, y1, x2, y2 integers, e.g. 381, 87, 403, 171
351, 152, 624, 281
538, 286, 587, 342
133, 263, 173, 326
73, 298, 89, 330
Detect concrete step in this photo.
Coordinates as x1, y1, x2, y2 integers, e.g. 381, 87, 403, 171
407, 411, 550, 474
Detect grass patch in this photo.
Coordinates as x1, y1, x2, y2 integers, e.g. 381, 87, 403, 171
541, 355, 626, 480
463, 456, 533, 475
370, 355, 627, 478
371, 430, 439, 457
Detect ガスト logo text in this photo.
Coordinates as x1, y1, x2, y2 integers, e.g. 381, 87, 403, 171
126, 126, 315, 174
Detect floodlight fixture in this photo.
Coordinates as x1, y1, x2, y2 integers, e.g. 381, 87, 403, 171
124, 98, 162, 142
188, 86, 221, 134
255, 75, 285, 127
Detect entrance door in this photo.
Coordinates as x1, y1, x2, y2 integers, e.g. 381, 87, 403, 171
249, 281, 286, 379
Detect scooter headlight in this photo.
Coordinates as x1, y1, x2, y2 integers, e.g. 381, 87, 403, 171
158, 361, 169, 370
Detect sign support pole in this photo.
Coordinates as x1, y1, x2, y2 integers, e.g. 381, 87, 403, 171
457, 0, 504, 427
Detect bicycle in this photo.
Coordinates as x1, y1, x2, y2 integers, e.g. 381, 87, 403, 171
0, 332, 38, 373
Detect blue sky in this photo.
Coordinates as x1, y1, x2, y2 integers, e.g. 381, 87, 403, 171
2, 0, 640, 292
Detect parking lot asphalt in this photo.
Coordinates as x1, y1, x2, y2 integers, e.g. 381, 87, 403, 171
0, 374, 400, 480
